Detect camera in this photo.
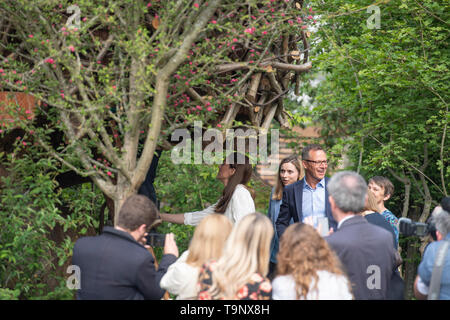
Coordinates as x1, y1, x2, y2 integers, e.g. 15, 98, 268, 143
146, 232, 165, 247
399, 217, 437, 240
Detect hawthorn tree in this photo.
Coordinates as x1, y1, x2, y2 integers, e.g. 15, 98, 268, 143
0, 0, 316, 221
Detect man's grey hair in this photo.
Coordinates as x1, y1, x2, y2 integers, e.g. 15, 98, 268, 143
431, 207, 450, 238
328, 171, 367, 213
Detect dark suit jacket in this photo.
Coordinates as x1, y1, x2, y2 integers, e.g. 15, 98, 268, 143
325, 215, 397, 300
276, 177, 336, 237
364, 212, 398, 249
72, 227, 177, 300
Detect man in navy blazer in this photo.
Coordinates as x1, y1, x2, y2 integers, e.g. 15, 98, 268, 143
72, 195, 179, 300
276, 144, 337, 238
325, 171, 397, 300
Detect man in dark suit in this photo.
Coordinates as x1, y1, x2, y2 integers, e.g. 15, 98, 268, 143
276, 144, 337, 238
325, 171, 397, 300
72, 194, 178, 300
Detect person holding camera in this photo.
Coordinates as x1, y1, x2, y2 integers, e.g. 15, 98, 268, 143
72, 194, 179, 300
414, 204, 450, 300
160, 152, 255, 226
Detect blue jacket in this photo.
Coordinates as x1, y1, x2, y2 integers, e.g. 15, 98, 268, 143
267, 188, 293, 264
418, 234, 450, 300
276, 177, 336, 238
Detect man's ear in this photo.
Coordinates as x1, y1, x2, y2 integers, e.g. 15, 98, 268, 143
383, 193, 391, 201
436, 230, 443, 242
137, 224, 147, 235
329, 195, 336, 210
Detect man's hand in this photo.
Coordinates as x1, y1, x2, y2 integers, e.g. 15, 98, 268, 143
164, 233, 179, 258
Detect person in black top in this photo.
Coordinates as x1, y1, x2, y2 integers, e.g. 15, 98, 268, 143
361, 191, 397, 249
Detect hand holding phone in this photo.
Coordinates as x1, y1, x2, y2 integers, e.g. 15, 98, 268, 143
164, 233, 179, 258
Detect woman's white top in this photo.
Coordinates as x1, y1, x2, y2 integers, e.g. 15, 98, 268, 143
183, 184, 255, 225
272, 271, 353, 300
160, 250, 199, 300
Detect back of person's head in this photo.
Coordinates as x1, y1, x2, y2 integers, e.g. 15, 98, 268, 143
301, 144, 325, 160
364, 189, 381, 213
186, 214, 233, 268
441, 197, 450, 213
215, 152, 253, 213
117, 194, 159, 231
207, 212, 273, 299
277, 223, 349, 299
431, 207, 450, 238
369, 176, 394, 197
273, 154, 303, 201
328, 171, 367, 213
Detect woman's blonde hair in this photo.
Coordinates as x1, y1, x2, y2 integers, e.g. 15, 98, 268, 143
362, 190, 382, 215
186, 214, 233, 268
207, 212, 273, 299
277, 223, 351, 299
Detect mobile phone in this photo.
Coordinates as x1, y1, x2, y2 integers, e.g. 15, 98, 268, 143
317, 217, 329, 237
146, 232, 165, 247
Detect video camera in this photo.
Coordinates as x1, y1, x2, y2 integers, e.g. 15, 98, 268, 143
399, 217, 437, 240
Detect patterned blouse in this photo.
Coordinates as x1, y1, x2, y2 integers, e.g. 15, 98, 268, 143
381, 209, 399, 243
197, 261, 272, 300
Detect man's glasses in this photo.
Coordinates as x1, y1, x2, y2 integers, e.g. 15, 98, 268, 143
304, 159, 328, 166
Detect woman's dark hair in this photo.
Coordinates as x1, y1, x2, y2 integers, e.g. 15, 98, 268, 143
215, 152, 253, 214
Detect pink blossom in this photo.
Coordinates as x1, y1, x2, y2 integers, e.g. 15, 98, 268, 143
147, 2, 152, 7
22, 141, 27, 146
0, 69, 3, 73
193, 3, 199, 8
196, 105, 202, 110
107, 171, 112, 176
28, 34, 34, 38
60, 93, 65, 99
307, 15, 313, 20
262, 31, 268, 35
244, 27, 256, 34
68, 45, 75, 52
217, 124, 222, 128
207, 106, 212, 111
45, 58, 55, 64
210, 20, 217, 24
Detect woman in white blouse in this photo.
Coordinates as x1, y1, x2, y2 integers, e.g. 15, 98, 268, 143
160, 214, 232, 299
272, 223, 353, 300
160, 152, 255, 225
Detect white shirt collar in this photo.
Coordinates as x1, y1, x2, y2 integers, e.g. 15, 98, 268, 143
337, 214, 356, 229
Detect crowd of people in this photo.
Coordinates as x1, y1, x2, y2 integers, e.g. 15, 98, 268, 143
72, 144, 450, 300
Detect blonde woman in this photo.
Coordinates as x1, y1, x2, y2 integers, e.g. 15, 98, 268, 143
273, 223, 352, 300
160, 214, 232, 299
197, 212, 273, 300
361, 191, 397, 249
267, 155, 303, 278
